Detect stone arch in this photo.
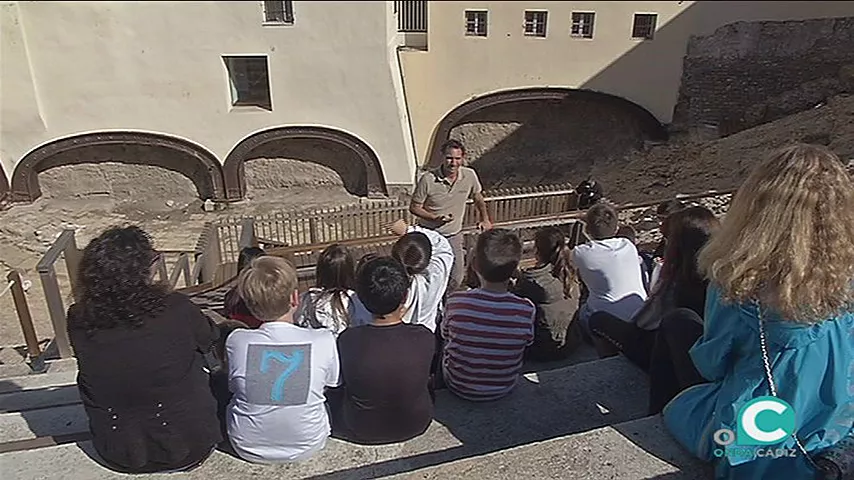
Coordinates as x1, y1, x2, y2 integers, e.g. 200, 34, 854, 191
223, 126, 388, 200
425, 87, 667, 170
0, 162, 9, 201
10, 131, 225, 202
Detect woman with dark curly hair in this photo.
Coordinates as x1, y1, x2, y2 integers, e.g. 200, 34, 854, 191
67, 226, 222, 474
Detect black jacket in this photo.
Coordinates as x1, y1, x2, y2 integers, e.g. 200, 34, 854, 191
67, 293, 222, 473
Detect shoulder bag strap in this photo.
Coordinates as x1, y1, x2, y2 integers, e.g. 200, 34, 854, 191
755, 302, 817, 468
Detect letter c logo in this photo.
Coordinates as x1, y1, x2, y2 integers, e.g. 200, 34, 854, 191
737, 396, 796, 445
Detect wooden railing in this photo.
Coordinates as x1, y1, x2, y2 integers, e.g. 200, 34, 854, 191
31, 230, 211, 359
5, 269, 40, 359
213, 183, 577, 264
17, 185, 738, 361
239, 207, 587, 293
36, 230, 81, 359
150, 251, 193, 290
232, 187, 736, 293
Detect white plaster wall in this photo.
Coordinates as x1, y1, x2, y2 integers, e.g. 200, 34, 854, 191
0, 1, 414, 187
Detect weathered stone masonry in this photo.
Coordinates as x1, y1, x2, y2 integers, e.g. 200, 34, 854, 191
672, 17, 854, 136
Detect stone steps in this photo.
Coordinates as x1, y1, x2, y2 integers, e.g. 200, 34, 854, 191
386, 415, 712, 480
0, 355, 678, 479
0, 369, 77, 394
0, 416, 710, 480
0, 357, 77, 382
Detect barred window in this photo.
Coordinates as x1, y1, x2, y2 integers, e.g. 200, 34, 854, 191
632, 13, 657, 40
465, 10, 488, 37
524, 11, 548, 37
570, 12, 595, 39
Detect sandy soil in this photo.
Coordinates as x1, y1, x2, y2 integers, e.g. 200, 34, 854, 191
598, 94, 854, 204
0, 181, 365, 363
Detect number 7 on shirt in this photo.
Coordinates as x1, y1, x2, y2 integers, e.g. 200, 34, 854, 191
260, 349, 304, 402
245, 344, 312, 406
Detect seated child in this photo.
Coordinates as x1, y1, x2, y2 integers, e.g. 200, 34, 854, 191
571, 203, 647, 337
512, 226, 580, 361
225, 256, 340, 463
223, 247, 266, 328
442, 229, 535, 401
210, 319, 249, 438
294, 243, 368, 336
389, 219, 454, 333
329, 256, 435, 444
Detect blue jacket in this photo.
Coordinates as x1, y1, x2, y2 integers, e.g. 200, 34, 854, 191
663, 284, 854, 479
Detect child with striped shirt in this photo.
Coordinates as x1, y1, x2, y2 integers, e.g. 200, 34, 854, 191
441, 229, 535, 402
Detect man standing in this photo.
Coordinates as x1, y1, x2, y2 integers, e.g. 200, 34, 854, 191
409, 139, 492, 293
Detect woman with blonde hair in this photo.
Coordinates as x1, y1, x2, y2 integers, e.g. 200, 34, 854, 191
663, 144, 854, 479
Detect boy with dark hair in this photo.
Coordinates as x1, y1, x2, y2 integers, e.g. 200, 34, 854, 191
388, 219, 454, 333
617, 224, 653, 291
330, 256, 435, 444
571, 203, 647, 343
441, 229, 535, 401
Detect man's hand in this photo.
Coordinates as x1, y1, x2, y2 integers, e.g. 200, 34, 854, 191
477, 220, 493, 232
410, 202, 452, 226
388, 219, 409, 237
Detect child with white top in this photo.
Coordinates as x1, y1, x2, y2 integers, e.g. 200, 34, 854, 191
294, 244, 369, 337
388, 219, 455, 333
225, 256, 340, 463
571, 203, 648, 337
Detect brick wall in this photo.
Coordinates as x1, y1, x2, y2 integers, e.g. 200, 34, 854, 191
672, 17, 854, 136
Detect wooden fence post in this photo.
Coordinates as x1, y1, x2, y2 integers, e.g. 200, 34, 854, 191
6, 269, 41, 359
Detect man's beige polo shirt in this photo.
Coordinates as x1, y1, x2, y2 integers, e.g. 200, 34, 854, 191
411, 166, 483, 236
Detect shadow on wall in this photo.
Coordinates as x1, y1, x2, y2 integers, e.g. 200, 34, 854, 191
434, 1, 854, 190
577, 1, 854, 136
457, 94, 657, 190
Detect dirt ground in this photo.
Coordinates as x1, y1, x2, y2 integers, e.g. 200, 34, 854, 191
0, 160, 370, 362
1, 94, 851, 364
598, 94, 854, 204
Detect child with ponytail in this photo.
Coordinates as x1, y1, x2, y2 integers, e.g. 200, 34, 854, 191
295, 244, 369, 336
512, 226, 580, 361
386, 219, 455, 333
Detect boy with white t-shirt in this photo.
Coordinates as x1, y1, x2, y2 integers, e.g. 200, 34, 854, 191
571, 203, 647, 337
225, 256, 340, 463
